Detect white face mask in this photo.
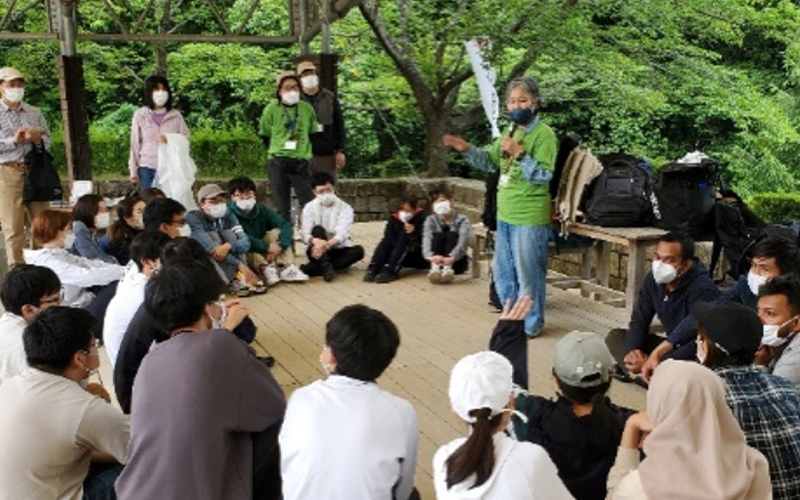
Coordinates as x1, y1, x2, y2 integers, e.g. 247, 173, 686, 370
762, 315, 800, 347
207, 203, 227, 219
301, 75, 319, 89
95, 212, 111, 230
282, 91, 300, 106
4, 87, 24, 103
651, 260, 678, 285
748, 271, 768, 296
236, 198, 256, 212
177, 224, 192, 238
318, 193, 335, 206
132, 215, 144, 230
64, 233, 76, 249
398, 210, 412, 223
210, 301, 228, 330
433, 200, 451, 216
152, 90, 169, 107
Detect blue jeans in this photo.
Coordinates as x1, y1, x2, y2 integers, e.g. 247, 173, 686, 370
137, 166, 156, 189
83, 463, 122, 500
494, 221, 549, 335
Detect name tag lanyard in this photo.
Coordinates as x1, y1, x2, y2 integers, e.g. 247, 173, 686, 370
282, 105, 300, 141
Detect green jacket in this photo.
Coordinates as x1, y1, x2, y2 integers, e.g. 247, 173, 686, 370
258, 100, 318, 160
227, 201, 293, 253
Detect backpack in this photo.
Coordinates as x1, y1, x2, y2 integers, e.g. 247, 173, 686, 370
481, 169, 500, 232
709, 194, 766, 280
554, 147, 603, 234
583, 153, 655, 227
654, 159, 717, 238
23, 145, 62, 202
549, 135, 581, 199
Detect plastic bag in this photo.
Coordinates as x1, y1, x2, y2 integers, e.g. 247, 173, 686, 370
154, 133, 197, 210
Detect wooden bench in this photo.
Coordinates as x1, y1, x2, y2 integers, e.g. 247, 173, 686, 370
470, 223, 667, 315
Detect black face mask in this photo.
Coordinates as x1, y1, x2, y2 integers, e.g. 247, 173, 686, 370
508, 108, 535, 125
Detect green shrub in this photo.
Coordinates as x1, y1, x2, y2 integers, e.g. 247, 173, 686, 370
749, 193, 800, 224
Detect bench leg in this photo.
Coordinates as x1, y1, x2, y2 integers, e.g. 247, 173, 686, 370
471, 235, 482, 279
626, 241, 648, 317
579, 246, 593, 298
594, 242, 612, 300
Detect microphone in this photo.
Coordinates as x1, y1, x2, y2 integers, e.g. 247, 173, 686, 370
501, 122, 521, 159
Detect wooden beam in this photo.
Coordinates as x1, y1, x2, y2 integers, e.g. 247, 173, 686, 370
301, 0, 362, 44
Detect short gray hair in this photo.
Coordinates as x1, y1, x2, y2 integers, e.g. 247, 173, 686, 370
505, 76, 541, 108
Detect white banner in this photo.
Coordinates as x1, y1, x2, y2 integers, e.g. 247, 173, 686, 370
465, 38, 501, 139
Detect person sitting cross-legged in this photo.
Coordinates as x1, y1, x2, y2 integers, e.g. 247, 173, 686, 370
116, 259, 285, 500
187, 183, 266, 296
300, 172, 364, 281
226, 176, 309, 286
364, 192, 428, 284
693, 300, 800, 500
0, 307, 129, 500
279, 305, 419, 500
0, 264, 62, 385
423, 187, 471, 284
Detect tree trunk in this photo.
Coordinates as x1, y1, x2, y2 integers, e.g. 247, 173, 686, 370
423, 110, 450, 177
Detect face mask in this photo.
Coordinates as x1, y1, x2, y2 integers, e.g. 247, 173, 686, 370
652, 260, 678, 285
762, 315, 800, 347
319, 193, 335, 206
177, 224, 192, 238
64, 233, 76, 249
152, 90, 169, 107
748, 271, 768, 296
433, 200, 451, 216
282, 91, 300, 106
210, 301, 228, 330
132, 215, 144, 230
207, 203, 227, 219
236, 198, 257, 212
508, 108, 534, 125
4, 87, 24, 103
398, 210, 412, 222
95, 212, 111, 230
301, 75, 319, 89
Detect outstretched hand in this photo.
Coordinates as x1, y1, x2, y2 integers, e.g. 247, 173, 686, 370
442, 134, 471, 152
500, 296, 533, 321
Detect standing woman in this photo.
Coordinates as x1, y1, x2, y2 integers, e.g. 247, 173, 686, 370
129, 75, 190, 189
444, 77, 557, 337
99, 195, 145, 265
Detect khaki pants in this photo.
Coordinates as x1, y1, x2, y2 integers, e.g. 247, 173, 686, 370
0, 164, 49, 268
246, 229, 295, 272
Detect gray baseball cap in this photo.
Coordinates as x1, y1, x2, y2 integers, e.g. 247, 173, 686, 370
553, 331, 615, 388
196, 183, 226, 203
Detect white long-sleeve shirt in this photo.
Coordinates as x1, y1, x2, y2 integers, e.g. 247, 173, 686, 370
301, 198, 354, 248
0, 313, 27, 386
103, 265, 148, 367
280, 375, 418, 500
24, 248, 126, 308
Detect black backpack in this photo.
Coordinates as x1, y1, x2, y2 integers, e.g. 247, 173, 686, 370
654, 160, 717, 239
23, 145, 62, 202
709, 194, 766, 280
583, 153, 655, 227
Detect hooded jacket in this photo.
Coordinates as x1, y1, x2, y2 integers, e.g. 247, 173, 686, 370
227, 201, 293, 254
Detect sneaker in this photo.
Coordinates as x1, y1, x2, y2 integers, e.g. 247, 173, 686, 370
263, 265, 281, 286
375, 268, 398, 284
280, 264, 309, 282
257, 355, 276, 368
251, 280, 268, 295
440, 266, 455, 284
321, 261, 336, 282
428, 264, 442, 284
363, 265, 378, 283
229, 279, 251, 298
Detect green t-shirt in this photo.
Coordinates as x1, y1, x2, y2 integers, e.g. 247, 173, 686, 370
486, 121, 558, 226
258, 100, 318, 160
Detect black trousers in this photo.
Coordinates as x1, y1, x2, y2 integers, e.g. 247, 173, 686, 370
431, 231, 469, 274
370, 229, 427, 272
304, 225, 365, 275
267, 157, 315, 221
86, 281, 119, 340
252, 422, 282, 500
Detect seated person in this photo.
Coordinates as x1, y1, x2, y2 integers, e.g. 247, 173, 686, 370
70, 194, 117, 264
607, 360, 771, 500
364, 193, 428, 284
139, 187, 165, 204
25, 210, 126, 338
143, 197, 189, 238
422, 188, 471, 284
0, 265, 61, 385
116, 260, 285, 500
113, 237, 262, 414
99, 194, 145, 265
755, 275, 800, 394
186, 183, 266, 295
0, 307, 129, 500
604, 232, 719, 381
644, 237, 800, 378
433, 351, 574, 500
103, 230, 170, 367
300, 172, 364, 281
279, 305, 418, 500
227, 176, 308, 285
694, 301, 800, 500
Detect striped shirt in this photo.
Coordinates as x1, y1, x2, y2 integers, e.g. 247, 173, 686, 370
0, 100, 50, 164
717, 364, 800, 500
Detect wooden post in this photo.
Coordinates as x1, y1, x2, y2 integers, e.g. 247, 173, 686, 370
58, 56, 92, 181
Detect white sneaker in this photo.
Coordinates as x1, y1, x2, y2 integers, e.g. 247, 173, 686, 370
428, 264, 442, 284
440, 266, 455, 284
263, 266, 281, 286
281, 264, 310, 282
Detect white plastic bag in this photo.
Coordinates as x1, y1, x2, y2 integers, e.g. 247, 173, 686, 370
154, 133, 197, 210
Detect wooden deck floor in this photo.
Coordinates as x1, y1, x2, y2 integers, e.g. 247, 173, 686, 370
98, 221, 646, 499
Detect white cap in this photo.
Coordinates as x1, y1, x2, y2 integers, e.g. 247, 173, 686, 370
0, 67, 24, 82
449, 351, 513, 423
